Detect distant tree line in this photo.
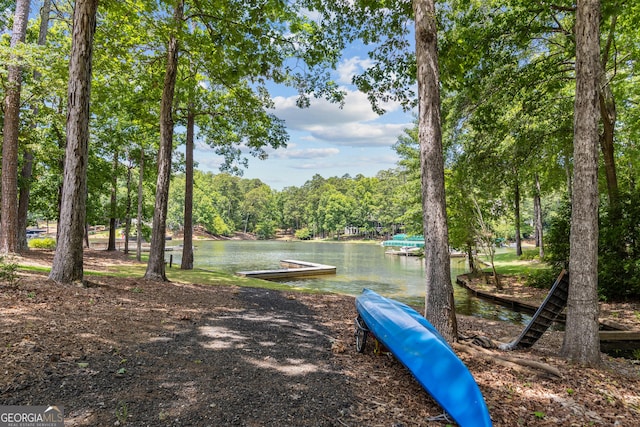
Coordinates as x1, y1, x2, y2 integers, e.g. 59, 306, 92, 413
166, 169, 415, 241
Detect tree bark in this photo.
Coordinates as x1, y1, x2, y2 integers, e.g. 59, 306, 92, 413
564, 152, 573, 198
124, 160, 133, 255
561, 0, 601, 366
1, 0, 31, 254
598, 79, 618, 210
181, 106, 195, 270
84, 221, 90, 248
598, 14, 619, 213
534, 173, 545, 259
107, 150, 118, 251
17, 0, 51, 253
16, 151, 34, 253
413, 0, 457, 341
465, 244, 477, 274
514, 175, 522, 256
144, 0, 184, 281
136, 147, 144, 262
49, 0, 99, 284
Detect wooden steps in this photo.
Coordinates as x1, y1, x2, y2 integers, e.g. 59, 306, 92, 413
500, 270, 570, 350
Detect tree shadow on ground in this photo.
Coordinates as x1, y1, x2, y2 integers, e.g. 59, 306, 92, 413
3, 287, 354, 426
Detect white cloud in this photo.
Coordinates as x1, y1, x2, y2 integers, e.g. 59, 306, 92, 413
193, 153, 224, 170
336, 56, 374, 85
287, 151, 399, 172
305, 122, 409, 147
273, 88, 410, 148
274, 147, 340, 160
273, 90, 379, 126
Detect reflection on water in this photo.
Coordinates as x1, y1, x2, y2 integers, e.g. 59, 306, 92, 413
172, 240, 531, 325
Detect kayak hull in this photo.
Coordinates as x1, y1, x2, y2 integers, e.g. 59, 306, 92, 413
355, 288, 492, 427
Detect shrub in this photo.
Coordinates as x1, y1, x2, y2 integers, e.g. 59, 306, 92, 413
546, 191, 640, 300
597, 191, 640, 300
210, 215, 233, 237
519, 249, 540, 261
28, 237, 56, 250
0, 256, 19, 287
294, 228, 311, 240
140, 223, 152, 241
525, 268, 563, 289
255, 221, 276, 240
545, 198, 571, 269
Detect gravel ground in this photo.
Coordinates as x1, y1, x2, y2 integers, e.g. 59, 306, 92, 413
1, 250, 639, 426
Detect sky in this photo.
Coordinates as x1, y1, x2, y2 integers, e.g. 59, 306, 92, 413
193, 56, 415, 190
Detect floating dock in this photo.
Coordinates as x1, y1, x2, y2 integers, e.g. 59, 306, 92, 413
385, 247, 422, 256
236, 260, 336, 280
381, 234, 425, 248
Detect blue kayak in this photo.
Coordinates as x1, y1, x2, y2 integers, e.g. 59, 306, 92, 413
355, 288, 492, 427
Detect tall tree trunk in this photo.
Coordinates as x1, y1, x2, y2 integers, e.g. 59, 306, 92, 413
534, 173, 544, 259
136, 147, 144, 262
1, 0, 31, 254
84, 222, 90, 248
16, 151, 34, 253
144, 0, 183, 281
598, 80, 618, 210
181, 106, 195, 270
514, 175, 522, 256
465, 244, 475, 273
17, 0, 51, 253
124, 160, 133, 255
49, 0, 99, 284
107, 150, 119, 251
563, 152, 573, 198
533, 192, 540, 247
598, 14, 619, 213
53, 124, 65, 245
561, 0, 601, 366
413, 0, 457, 341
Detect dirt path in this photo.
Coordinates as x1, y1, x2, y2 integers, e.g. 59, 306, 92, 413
2, 250, 640, 426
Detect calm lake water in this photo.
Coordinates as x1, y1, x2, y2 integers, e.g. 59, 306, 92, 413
169, 240, 531, 324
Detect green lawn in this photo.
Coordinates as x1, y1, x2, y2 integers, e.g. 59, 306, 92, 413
17, 255, 318, 293
478, 247, 552, 276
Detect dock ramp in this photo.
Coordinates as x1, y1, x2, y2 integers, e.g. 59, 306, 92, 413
500, 270, 569, 350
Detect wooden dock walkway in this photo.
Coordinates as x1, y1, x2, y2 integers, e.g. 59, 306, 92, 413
236, 260, 336, 280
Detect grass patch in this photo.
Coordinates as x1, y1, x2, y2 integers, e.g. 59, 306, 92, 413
166, 267, 320, 293
17, 265, 51, 274
478, 248, 552, 276
18, 263, 148, 278
17, 255, 318, 294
